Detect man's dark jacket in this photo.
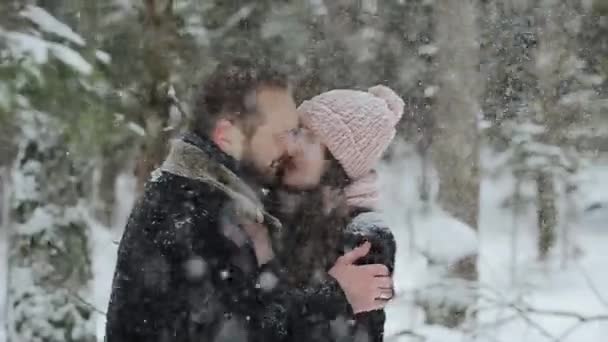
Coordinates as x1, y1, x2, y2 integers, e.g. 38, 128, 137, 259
105, 134, 349, 342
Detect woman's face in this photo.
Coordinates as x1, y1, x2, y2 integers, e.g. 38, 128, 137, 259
281, 126, 327, 190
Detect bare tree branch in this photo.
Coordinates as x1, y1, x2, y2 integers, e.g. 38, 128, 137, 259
517, 303, 608, 323
67, 288, 107, 316
476, 288, 608, 342
166, 84, 190, 128
209, 4, 256, 39
385, 329, 426, 342
384, 282, 607, 342
510, 304, 560, 342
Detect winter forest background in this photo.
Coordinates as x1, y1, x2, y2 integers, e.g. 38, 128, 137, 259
0, 0, 608, 341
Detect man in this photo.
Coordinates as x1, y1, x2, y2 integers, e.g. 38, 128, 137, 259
105, 58, 392, 342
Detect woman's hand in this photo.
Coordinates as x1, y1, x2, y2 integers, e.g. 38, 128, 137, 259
328, 242, 394, 313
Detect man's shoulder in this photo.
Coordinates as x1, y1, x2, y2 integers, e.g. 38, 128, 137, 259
122, 171, 233, 235
120, 171, 233, 254
143, 170, 231, 204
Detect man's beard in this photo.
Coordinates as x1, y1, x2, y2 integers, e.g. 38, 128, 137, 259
238, 138, 299, 190
237, 134, 277, 189
239, 157, 277, 190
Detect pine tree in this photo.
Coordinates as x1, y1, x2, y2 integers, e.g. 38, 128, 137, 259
8, 112, 96, 342
1, 3, 113, 340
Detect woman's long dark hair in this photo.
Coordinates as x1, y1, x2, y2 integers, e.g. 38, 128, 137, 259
266, 153, 353, 286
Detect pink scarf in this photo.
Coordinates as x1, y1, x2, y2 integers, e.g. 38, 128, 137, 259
344, 171, 380, 210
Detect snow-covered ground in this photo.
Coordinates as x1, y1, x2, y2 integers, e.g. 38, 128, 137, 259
381, 146, 608, 342
474, 161, 608, 342
90, 172, 136, 340
90, 223, 119, 340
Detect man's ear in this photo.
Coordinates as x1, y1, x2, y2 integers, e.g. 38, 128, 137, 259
212, 118, 233, 150
213, 118, 245, 159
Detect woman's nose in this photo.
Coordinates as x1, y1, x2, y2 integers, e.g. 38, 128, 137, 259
283, 131, 302, 157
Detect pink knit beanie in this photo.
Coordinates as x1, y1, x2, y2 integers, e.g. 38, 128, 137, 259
298, 85, 404, 181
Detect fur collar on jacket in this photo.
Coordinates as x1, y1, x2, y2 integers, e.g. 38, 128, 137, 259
159, 138, 283, 234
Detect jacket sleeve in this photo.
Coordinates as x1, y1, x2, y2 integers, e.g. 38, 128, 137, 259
343, 212, 397, 342
252, 258, 352, 340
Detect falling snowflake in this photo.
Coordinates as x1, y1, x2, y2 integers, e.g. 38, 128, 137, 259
257, 271, 278, 292
183, 256, 207, 280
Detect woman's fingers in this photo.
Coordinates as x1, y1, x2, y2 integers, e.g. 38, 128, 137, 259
374, 276, 394, 301
374, 275, 393, 289
372, 288, 394, 309
376, 288, 394, 301
359, 264, 390, 277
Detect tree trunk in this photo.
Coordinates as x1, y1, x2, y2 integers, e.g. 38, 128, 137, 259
0, 167, 6, 230
432, 0, 481, 231
427, 0, 481, 328
536, 170, 557, 260
133, 0, 178, 191
7, 112, 95, 342
135, 113, 171, 192
533, 0, 577, 261
91, 150, 137, 227
509, 175, 524, 285
594, 0, 608, 14
560, 182, 580, 268
0, 167, 9, 342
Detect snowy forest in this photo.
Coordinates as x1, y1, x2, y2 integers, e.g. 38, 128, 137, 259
0, 0, 607, 341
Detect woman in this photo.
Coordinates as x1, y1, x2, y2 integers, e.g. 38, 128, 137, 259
267, 85, 404, 342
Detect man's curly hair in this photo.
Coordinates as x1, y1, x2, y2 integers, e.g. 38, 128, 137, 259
191, 58, 290, 138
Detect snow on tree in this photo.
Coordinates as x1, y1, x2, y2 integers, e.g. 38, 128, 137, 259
7, 111, 96, 342
1, 4, 109, 341
482, 0, 604, 262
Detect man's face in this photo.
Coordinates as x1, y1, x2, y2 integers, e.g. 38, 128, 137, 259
241, 86, 298, 184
